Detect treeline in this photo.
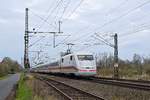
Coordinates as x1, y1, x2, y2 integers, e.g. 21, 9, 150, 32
97, 53, 150, 67
0, 57, 22, 77
96, 53, 150, 78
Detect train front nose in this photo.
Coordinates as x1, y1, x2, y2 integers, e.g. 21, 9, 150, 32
77, 55, 96, 76
78, 66, 97, 76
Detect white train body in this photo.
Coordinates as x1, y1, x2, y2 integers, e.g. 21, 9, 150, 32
33, 52, 97, 76
59, 52, 96, 76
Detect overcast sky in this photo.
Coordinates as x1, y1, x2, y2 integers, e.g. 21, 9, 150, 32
0, 0, 150, 65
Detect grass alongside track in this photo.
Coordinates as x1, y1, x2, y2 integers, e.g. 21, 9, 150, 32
97, 67, 150, 80
16, 73, 32, 100
15, 73, 58, 100
0, 74, 10, 80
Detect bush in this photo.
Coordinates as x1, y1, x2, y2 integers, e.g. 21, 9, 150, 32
145, 67, 150, 75
0, 57, 21, 77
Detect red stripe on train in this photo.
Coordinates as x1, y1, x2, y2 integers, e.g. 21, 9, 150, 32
79, 70, 87, 72
89, 70, 96, 72
79, 70, 96, 72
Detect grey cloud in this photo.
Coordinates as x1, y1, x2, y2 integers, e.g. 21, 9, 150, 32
0, 0, 150, 63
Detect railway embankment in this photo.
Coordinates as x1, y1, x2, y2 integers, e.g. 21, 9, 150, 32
40, 74, 150, 100
9, 73, 150, 100
14, 73, 65, 100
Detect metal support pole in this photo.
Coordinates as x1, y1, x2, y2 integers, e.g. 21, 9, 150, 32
24, 8, 30, 69
53, 21, 62, 48
53, 33, 56, 48
24, 14, 64, 67
58, 21, 62, 33
114, 33, 119, 79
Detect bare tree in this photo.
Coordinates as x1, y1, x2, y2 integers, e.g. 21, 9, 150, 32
132, 54, 142, 75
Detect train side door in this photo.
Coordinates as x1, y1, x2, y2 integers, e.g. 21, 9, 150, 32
70, 55, 76, 67
69, 56, 73, 66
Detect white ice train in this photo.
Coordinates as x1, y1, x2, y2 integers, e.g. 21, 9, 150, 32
33, 52, 97, 76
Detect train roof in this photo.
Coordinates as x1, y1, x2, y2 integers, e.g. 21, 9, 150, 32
74, 52, 93, 55
33, 61, 59, 68
61, 52, 93, 58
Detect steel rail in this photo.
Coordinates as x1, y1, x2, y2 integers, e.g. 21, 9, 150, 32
37, 77, 73, 100
89, 77, 150, 91
36, 76, 105, 100
96, 77, 150, 84
33, 73, 150, 91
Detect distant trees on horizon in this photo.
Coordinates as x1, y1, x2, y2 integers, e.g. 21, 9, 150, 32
96, 53, 150, 77
0, 57, 22, 77
96, 53, 150, 67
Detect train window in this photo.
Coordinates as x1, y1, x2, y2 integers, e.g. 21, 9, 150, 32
62, 58, 64, 63
70, 56, 73, 61
78, 55, 94, 60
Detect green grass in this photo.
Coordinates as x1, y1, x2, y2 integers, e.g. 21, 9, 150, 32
97, 66, 150, 80
16, 73, 32, 100
0, 75, 10, 80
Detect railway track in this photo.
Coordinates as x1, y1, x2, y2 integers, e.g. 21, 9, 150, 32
48, 74, 150, 91
88, 77, 150, 91
34, 73, 150, 91
36, 75, 105, 100
96, 77, 150, 84
48, 73, 150, 91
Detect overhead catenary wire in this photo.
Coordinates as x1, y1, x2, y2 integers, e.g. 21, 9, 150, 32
61, 0, 129, 44
105, 0, 129, 16
59, 0, 71, 21
67, 0, 150, 45
30, 0, 84, 50
94, 33, 114, 48
62, 0, 84, 22
45, 0, 58, 13
75, 42, 102, 52
28, 1, 64, 66
93, 23, 150, 47
55, 35, 71, 47
29, 0, 150, 65
120, 24, 150, 38
28, 1, 67, 51
29, 0, 87, 64
32, 0, 59, 30
51, 2, 64, 24
49, 0, 71, 28
30, 10, 58, 30
73, 25, 150, 54
46, 1, 85, 47
29, 36, 47, 48
83, 23, 150, 49
36, 0, 63, 31
32, 0, 72, 32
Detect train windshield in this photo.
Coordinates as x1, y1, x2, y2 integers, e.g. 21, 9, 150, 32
77, 55, 94, 61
